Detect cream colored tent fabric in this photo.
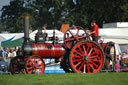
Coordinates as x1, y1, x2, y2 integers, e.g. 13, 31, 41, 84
29, 30, 64, 42
99, 28, 128, 44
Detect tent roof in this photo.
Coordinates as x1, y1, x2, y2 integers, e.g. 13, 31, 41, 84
0, 33, 24, 42
1, 37, 24, 47
99, 28, 128, 44
29, 29, 64, 40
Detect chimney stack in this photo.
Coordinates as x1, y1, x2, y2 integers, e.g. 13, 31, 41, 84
24, 14, 30, 42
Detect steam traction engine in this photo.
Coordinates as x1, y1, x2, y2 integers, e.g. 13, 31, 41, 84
10, 15, 105, 74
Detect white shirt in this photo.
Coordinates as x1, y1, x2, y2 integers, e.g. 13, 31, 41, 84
8, 51, 16, 57
122, 53, 128, 59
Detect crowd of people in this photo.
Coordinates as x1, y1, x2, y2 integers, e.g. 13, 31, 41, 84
0, 47, 22, 72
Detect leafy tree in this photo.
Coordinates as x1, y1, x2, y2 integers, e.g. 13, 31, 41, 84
0, 22, 3, 32
0, 0, 128, 33
30, 0, 68, 30
1, 0, 25, 32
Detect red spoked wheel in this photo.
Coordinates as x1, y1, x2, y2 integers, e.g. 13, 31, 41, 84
69, 40, 104, 73
10, 56, 24, 74
64, 25, 90, 49
25, 56, 45, 74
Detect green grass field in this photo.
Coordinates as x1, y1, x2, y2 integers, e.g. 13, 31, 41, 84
0, 72, 128, 85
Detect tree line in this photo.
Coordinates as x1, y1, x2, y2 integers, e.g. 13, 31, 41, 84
0, 0, 128, 33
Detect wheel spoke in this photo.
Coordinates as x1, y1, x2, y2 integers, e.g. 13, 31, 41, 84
29, 59, 34, 65
77, 36, 87, 39
74, 61, 82, 68
28, 70, 33, 74
73, 59, 83, 62
89, 51, 97, 56
74, 50, 83, 56
83, 64, 86, 73
82, 45, 87, 55
78, 46, 83, 54
86, 45, 90, 54
27, 66, 33, 69
90, 56, 98, 59
27, 63, 33, 66
38, 63, 43, 66
65, 38, 75, 42
89, 64, 96, 71
78, 62, 84, 71
37, 67, 43, 69
37, 59, 41, 64
88, 48, 93, 55
90, 61, 98, 68
68, 30, 75, 38
73, 26, 78, 30
38, 63, 43, 67
73, 55, 82, 58
87, 63, 90, 73
34, 57, 36, 63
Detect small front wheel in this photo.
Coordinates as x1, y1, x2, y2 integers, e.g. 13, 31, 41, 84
25, 56, 45, 74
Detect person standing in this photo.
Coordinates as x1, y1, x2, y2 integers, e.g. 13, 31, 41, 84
121, 49, 128, 64
16, 48, 22, 56
2, 47, 8, 62
90, 20, 99, 43
0, 47, 8, 72
36, 29, 42, 36
8, 49, 16, 58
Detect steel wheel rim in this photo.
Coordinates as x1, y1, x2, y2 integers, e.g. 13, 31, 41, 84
69, 40, 104, 73
26, 56, 45, 74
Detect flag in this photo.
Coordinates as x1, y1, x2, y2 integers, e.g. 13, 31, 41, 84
73, 0, 77, 5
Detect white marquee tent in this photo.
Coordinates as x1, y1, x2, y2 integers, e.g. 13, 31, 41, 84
0, 28, 128, 47
29, 29, 64, 43
99, 28, 128, 44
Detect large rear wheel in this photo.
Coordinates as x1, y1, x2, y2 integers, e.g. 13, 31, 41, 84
69, 40, 104, 73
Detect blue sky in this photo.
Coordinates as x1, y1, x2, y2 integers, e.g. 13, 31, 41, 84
0, 0, 10, 16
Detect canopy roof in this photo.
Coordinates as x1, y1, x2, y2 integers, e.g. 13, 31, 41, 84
99, 28, 128, 44
1, 37, 24, 47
